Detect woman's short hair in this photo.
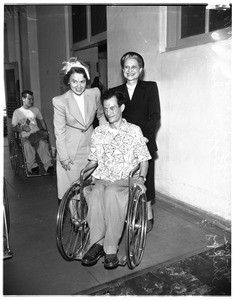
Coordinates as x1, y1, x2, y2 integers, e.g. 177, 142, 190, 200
101, 89, 127, 107
63, 66, 89, 86
120, 51, 145, 69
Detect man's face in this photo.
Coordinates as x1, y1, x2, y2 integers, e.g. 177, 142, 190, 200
23, 94, 34, 108
103, 96, 123, 124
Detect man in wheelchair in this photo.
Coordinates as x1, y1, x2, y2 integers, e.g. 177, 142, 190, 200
81, 89, 151, 269
11, 90, 54, 175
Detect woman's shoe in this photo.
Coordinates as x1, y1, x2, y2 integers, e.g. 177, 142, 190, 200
146, 209, 154, 233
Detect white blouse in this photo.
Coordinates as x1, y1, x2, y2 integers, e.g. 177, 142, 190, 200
73, 93, 85, 123
126, 83, 137, 100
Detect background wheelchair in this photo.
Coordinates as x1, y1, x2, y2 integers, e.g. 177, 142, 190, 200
56, 164, 147, 270
3, 178, 13, 259
9, 120, 56, 177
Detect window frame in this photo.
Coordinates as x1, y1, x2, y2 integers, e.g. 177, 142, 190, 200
71, 5, 107, 51
165, 6, 231, 52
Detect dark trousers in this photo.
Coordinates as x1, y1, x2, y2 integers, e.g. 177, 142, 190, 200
146, 153, 156, 204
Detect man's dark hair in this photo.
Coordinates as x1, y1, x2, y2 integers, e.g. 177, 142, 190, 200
101, 89, 127, 107
21, 90, 33, 98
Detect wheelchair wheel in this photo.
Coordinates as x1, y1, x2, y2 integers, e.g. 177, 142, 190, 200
3, 178, 13, 259
56, 180, 90, 261
3, 178, 10, 232
9, 140, 20, 175
126, 185, 147, 269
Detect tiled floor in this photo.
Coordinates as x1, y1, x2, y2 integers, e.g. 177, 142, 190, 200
3, 137, 231, 295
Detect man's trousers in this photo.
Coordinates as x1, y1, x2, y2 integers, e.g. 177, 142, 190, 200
85, 179, 129, 254
22, 138, 52, 172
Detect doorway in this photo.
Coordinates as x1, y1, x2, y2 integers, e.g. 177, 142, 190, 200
74, 43, 107, 92
4, 62, 20, 140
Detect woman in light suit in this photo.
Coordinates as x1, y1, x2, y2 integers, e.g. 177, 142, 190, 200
53, 58, 106, 202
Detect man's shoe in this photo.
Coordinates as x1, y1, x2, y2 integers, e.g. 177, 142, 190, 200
104, 254, 119, 269
81, 244, 104, 266
146, 210, 154, 233
46, 165, 54, 174
31, 166, 39, 175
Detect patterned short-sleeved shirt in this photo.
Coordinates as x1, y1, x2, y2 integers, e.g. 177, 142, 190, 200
88, 119, 151, 182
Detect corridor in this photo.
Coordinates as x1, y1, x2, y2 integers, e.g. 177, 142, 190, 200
3, 137, 231, 295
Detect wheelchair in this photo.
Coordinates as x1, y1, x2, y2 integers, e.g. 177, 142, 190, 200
9, 120, 56, 177
3, 178, 13, 259
56, 164, 147, 270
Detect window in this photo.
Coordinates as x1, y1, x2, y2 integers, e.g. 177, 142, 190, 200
72, 6, 87, 43
181, 6, 206, 38
91, 5, 106, 36
209, 7, 232, 31
166, 5, 232, 51
72, 5, 107, 47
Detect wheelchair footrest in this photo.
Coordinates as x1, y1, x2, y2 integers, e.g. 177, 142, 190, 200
4, 249, 13, 260
118, 255, 127, 266
73, 249, 85, 261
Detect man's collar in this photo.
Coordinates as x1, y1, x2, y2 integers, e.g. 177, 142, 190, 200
108, 118, 129, 132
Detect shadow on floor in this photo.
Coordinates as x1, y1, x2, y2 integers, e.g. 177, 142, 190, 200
84, 243, 231, 295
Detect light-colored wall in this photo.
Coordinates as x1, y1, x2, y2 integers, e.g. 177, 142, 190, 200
107, 6, 161, 86
107, 6, 232, 220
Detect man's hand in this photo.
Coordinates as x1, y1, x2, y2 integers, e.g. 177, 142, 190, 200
21, 124, 31, 132
133, 177, 147, 193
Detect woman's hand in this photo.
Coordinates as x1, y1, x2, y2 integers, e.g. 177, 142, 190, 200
60, 159, 74, 171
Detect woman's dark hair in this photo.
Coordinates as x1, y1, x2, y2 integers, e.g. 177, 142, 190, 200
63, 67, 89, 86
120, 51, 145, 69
101, 89, 127, 107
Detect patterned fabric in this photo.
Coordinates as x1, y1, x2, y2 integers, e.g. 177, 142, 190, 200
88, 119, 151, 182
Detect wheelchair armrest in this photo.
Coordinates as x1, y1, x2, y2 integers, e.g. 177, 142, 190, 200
128, 164, 140, 179
80, 163, 98, 183
11, 131, 22, 147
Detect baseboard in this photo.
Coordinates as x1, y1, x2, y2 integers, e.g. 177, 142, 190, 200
155, 191, 231, 232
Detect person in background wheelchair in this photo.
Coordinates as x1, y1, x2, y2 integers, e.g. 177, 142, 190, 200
81, 89, 151, 269
11, 90, 54, 175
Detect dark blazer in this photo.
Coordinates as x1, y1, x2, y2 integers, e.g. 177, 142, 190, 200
111, 80, 161, 153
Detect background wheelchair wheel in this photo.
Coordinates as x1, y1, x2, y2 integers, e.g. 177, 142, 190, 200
3, 178, 10, 232
126, 185, 147, 269
3, 178, 13, 259
56, 181, 90, 261
9, 140, 20, 175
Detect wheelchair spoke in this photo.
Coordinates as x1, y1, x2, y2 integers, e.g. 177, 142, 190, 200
126, 186, 147, 269
56, 181, 90, 261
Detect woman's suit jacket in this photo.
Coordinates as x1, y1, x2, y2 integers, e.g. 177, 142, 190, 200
111, 80, 161, 154
52, 88, 106, 162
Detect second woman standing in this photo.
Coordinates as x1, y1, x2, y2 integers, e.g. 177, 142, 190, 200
111, 52, 161, 233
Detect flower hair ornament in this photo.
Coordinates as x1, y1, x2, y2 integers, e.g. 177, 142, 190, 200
62, 57, 90, 80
